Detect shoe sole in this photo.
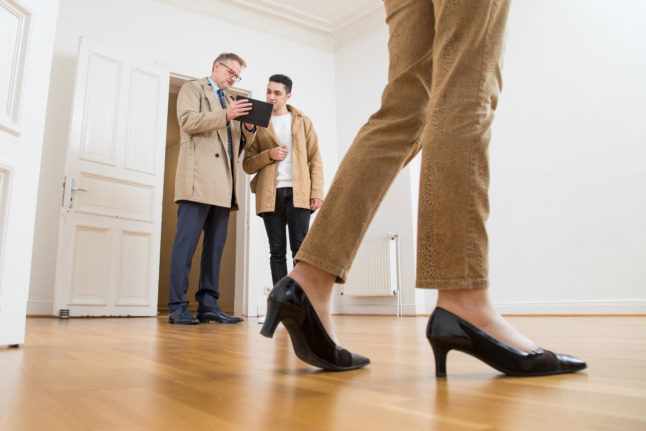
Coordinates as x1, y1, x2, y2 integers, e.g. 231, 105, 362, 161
198, 317, 243, 324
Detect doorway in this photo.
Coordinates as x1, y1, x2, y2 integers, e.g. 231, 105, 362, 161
157, 75, 250, 315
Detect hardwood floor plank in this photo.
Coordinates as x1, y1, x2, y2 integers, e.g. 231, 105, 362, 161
0, 315, 644, 430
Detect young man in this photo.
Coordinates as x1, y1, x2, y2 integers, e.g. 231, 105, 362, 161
168, 53, 256, 324
243, 74, 324, 285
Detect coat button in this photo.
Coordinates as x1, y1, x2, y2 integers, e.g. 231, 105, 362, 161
215, 153, 220, 158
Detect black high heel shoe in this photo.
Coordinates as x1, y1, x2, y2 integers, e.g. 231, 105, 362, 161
260, 277, 370, 371
427, 307, 587, 377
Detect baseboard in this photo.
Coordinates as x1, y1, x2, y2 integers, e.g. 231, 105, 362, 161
33, 299, 645, 317
27, 300, 54, 316
335, 303, 417, 316
336, 300, 646, 316
492, 300, 646, 315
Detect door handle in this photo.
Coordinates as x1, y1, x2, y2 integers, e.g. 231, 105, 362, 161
68, 178, 87, 208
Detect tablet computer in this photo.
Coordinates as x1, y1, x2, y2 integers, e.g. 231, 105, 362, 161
235, 95, 273, 127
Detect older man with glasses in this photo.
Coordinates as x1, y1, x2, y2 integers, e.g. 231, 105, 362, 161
168, 52, 257, 325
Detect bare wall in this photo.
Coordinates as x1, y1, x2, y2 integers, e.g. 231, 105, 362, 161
332, 0, 646, 314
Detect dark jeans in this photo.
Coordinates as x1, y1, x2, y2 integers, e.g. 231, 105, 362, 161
168, 201, 230, 313
262, 187, 311, 284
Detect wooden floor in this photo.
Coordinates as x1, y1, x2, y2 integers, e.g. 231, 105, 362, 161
1, 314, 645, 430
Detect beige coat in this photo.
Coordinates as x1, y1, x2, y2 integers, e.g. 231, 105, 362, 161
174, 78, 256, 210
243, 105, 323, 215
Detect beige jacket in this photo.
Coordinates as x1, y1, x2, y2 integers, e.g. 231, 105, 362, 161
242, 105, 323, 214
174, 78, 256, 210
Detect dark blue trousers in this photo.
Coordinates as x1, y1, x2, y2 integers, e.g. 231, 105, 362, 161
168, 201, 230, 313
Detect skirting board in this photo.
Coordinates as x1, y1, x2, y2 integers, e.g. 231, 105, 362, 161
26, 300, 54, 316
336, 303, 417, 316
493, 300, 646, 315
30, 299, 646, 317
337, 300, 646, 316
28, 300, 237, 317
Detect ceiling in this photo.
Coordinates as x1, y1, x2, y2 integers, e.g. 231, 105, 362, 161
151, 0, 386, 51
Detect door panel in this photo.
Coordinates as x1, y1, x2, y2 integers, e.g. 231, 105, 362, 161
125, 68, 162, 174
117, 231, 152, 306
69, 225, 110, 305
80, 53, 121, 165
76, 173, 154, 222
53, 37, 168, 317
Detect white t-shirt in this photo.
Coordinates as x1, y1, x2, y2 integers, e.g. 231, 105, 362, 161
271, 112, 293, 188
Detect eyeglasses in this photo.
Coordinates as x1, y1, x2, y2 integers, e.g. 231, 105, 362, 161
219, 62, 242, 82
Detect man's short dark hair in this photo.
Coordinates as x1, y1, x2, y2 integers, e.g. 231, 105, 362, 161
269, 74, 292, 94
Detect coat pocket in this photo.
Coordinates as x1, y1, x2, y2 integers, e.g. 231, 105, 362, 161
250, 174, 258, 194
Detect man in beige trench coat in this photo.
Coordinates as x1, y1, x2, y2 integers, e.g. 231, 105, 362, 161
168, 52, 257, 325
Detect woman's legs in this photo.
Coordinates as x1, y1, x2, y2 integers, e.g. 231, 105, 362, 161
291, 0, 536, 354
293, 0, 436, 339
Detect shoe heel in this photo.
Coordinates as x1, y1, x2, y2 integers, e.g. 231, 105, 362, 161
429, 340, 450, 377
260, 301, 281, 338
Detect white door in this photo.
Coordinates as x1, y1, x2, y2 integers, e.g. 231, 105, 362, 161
52, 37, 169, 317
0, 0, 59, 344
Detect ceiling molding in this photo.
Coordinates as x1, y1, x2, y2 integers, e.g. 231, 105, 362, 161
332, 2, 384, 32
333, 6, 386, 50
150, 0, 386, 52
227, 0, 333, 31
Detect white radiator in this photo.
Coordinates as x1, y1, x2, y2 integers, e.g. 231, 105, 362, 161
342, 233, 402, 316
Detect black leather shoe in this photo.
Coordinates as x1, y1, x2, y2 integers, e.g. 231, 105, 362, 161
197, 310, 244, 324
168, 308, 199, 324
426, 307, 587, 377
260, 277, 370, 371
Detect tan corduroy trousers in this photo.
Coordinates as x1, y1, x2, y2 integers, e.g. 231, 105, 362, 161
296, 0, 512, 290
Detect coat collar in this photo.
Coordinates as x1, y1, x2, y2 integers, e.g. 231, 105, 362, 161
285, 104, 302, 119
201, 77, 230, 109
264, 104, 301, 146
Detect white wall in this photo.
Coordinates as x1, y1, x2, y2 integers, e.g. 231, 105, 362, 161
333, 0, 646, 314
29, 0, 646, 316
28, 0, 338, 315
489, 0, 646, 313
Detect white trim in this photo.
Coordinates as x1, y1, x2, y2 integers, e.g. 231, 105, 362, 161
335, 303, 417, 316
149, 0, 386, 52
333, 2, 384, 32
493, 300, 646, 315
333, 6, 386, 50
227, 0, 331, 32
26, 300, 54, 316
337, 300, 646, 316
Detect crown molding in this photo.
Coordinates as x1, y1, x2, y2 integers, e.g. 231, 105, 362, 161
150, 0, 385, 52
333, 5, 386, 50
226, 0, 333, 32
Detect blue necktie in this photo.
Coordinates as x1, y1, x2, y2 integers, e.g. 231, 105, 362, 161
216, 89, 233, 163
